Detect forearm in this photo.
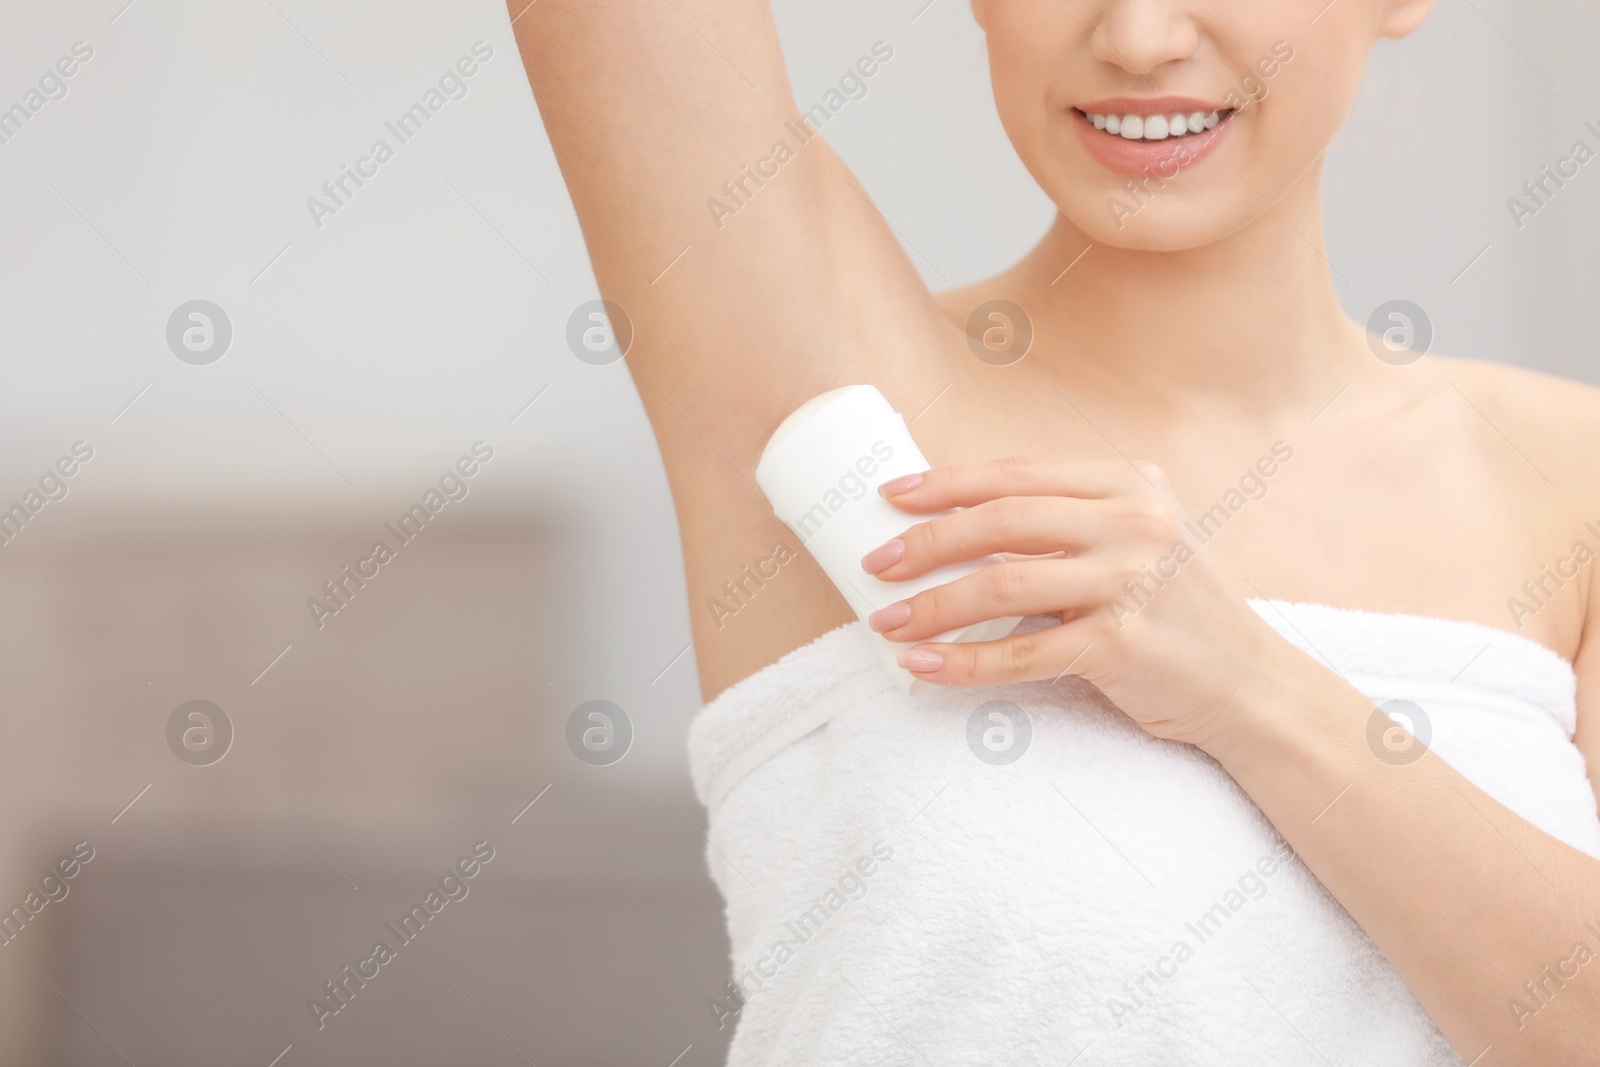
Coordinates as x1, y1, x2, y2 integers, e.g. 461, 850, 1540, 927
1203, 642, 1600, 1063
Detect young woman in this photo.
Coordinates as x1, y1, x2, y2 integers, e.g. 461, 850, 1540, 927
512, 0, 1600, 1062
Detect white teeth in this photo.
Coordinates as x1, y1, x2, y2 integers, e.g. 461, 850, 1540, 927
1085, 109, 1224, 142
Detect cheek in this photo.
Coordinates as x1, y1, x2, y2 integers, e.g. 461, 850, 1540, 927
1246, 42, 1363, 177
986, 30, 1073, 140
984, 32, 1085, 198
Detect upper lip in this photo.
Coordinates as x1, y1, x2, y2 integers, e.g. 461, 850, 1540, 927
1076, 96, 1230, 116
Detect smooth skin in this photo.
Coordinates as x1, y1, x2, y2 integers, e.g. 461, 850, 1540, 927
511, 0, 1600, 1060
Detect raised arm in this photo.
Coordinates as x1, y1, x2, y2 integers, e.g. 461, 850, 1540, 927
508, 0, 972, 697
508, 0, 956, 468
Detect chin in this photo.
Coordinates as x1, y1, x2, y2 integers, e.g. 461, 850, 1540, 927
1041, 170, 1268, 252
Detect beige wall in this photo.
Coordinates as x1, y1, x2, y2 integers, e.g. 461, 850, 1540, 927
0, 513, 731, 1066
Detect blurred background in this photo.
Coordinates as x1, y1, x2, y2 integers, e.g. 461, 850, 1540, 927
0, 0, 1595, 1063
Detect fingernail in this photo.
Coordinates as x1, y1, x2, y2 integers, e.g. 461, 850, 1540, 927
878, 473, 923, 496
860, 538, 905, 574
898, 648, 944, 672
867, 601, 912, 632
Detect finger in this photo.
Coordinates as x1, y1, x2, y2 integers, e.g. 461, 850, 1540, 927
900, 613, 1103, 688
869, 558, 1123, 643
865, 494, 1176, 580
877, 455, 1167, 512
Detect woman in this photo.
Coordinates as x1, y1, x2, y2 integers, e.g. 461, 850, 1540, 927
512, 0, 1600, 1062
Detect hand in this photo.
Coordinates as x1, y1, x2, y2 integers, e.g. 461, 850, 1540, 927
860, 456, 1300, 749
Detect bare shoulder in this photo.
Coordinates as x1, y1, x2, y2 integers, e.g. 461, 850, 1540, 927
1457, 357, 1600, 799
1429, 355, 1600, 503
1441, 357, 1600, 748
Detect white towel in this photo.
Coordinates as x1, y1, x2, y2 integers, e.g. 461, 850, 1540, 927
688, 599, 1600, 1066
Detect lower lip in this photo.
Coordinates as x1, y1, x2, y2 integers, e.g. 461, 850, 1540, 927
1071, 109, 1233, 178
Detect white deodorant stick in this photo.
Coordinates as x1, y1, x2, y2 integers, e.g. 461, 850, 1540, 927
755, 384, 1023, 695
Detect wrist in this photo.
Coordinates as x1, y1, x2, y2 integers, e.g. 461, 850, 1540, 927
1193, 634, 1355, 773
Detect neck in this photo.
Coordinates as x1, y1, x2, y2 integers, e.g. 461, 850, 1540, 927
1015, 167, 1366, 418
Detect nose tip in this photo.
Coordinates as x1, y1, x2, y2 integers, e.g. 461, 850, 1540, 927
1088, 0, 1201, 78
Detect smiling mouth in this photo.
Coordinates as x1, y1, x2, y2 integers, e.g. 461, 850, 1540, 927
1074, 107, 1235, 143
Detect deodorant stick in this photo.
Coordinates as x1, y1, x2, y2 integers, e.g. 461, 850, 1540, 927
755, 384, 1023, 695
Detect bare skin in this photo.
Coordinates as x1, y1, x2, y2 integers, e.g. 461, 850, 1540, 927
511, 0, 1600, 1059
